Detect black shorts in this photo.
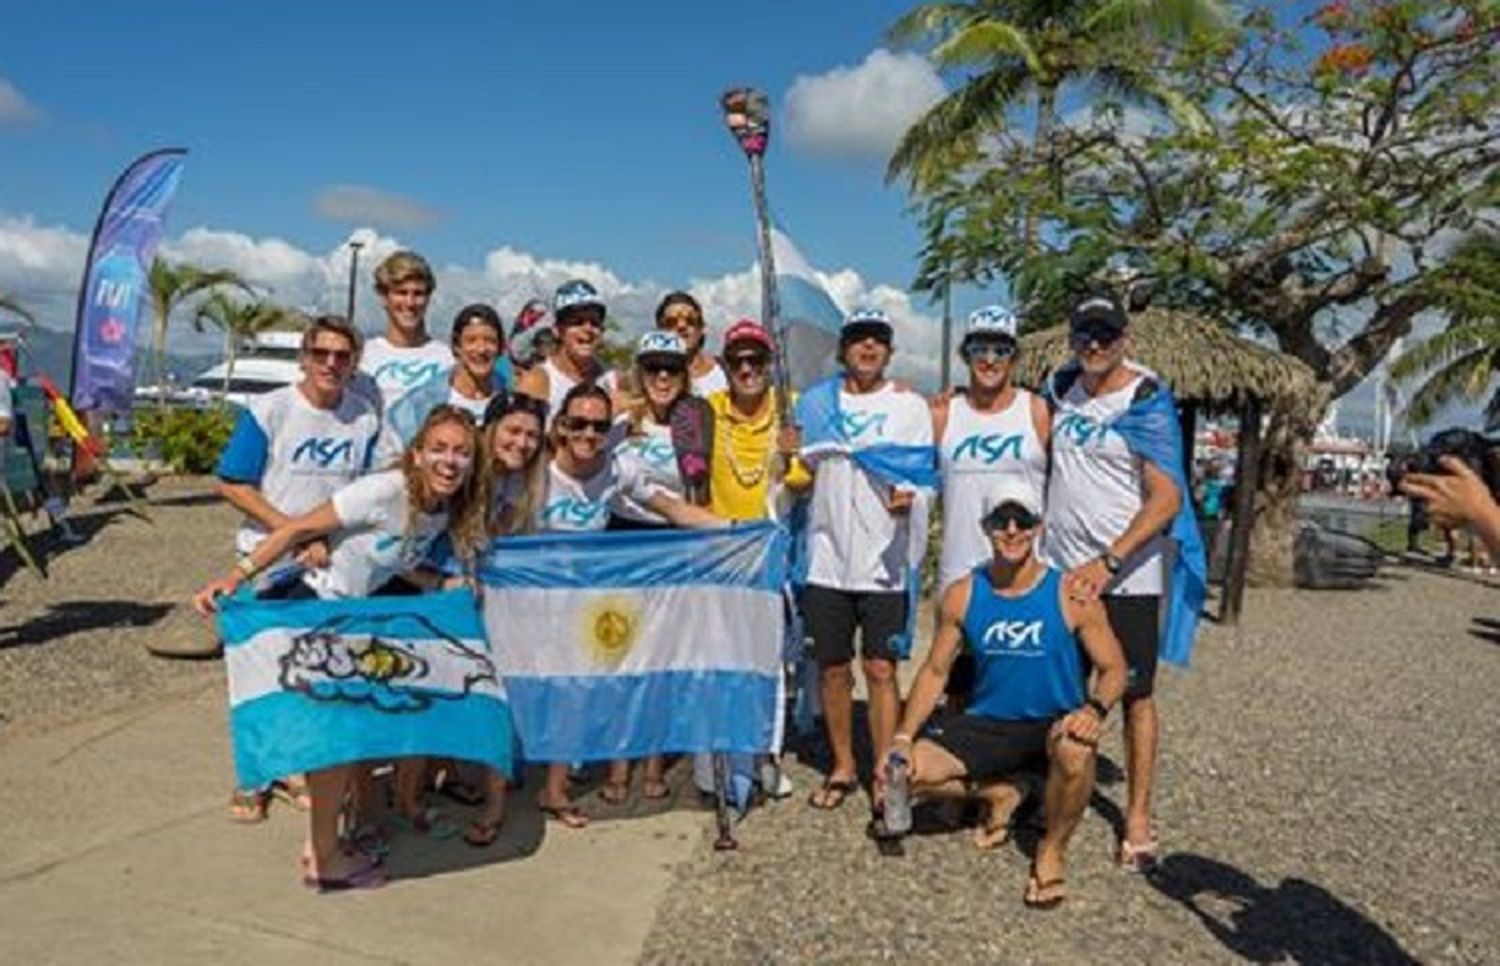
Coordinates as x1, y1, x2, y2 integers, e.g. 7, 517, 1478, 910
257, 579, 318, 601
925, 714, 1052, 782
1103, 594, 1161, 701
801, 584, 906, 665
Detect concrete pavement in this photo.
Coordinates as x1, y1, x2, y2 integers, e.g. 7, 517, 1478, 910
0, 681, 706, 966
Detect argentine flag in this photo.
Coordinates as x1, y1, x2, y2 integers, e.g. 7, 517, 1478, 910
220, 589, 512, 790
770, 223, 844, 390
481, 524, 789, 762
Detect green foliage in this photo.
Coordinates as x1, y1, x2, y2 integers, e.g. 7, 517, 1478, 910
1389, 232, 1500, 426
148, 258, 253, 395
900, 0, 1500, 403
131, 406, 235, 475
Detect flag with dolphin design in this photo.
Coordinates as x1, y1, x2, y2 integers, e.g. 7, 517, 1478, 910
481, 523, 788, 762
219, 588, 512, 789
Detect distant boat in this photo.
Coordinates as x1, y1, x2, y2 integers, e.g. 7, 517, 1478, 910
134, 331, 302, 409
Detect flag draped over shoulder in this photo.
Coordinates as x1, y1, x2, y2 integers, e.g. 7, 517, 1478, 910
1048, 362, 1208, 666
481, 524, 788, 762
792, 375, 938, 659
218, 589, 511, 789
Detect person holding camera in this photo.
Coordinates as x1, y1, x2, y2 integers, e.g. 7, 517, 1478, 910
1401, 456, 1500, 559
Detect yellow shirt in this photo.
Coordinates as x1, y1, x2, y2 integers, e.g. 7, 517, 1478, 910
707, 388, 796, 521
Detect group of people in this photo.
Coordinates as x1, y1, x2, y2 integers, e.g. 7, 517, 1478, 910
192, 249, 1194, 908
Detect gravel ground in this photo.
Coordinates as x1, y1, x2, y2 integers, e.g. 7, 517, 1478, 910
0, 477, 228, 738
644, 568, 1500, 964
4, 484, 1497, 962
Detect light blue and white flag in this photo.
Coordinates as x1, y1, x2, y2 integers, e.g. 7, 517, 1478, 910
481, 524, 788, 762
219, 589, 512, 790
770, 224, 844, 390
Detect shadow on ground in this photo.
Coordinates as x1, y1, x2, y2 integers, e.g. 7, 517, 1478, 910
0, 599, 173, 650
1148, 853, 1418, 965
1468, 616, 1500, 646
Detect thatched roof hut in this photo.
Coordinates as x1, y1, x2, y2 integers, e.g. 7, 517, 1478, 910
1011, 306, 1319, 412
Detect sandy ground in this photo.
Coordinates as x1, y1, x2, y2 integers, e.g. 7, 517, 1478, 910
2, 478, 1497, 963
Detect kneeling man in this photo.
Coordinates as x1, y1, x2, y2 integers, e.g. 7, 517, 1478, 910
888, 480, 1126, 908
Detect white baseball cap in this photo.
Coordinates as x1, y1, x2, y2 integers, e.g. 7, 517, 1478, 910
980, 478, 1043, 527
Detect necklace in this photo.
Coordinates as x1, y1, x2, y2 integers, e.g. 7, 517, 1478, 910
718, 399, 776, 488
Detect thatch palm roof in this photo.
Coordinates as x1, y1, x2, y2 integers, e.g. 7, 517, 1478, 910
1012, 306, 1319, 411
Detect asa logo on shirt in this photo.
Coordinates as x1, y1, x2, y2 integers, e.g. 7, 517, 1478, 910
541, 497, 607, 529
291, 436, 356, 468
839, 411, 887, 440
979, 619, 1044, 655
631, 439, 676, 468
1055, 413, 1112, 448
373, 360, 445, 389
951, 432, 1024, 465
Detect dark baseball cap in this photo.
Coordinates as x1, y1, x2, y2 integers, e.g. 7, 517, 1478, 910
1069, 294, 1128, 335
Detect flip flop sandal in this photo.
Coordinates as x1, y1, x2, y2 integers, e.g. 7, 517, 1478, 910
302, 856, 386, 893
538, 802, 589, 828
437, 778, 486, 807
807, 778, 857, 811
1118, 834, 1160, 872
1024, 865, 1066, 910
599, 782, 630, 805
464, 818, 505, 848
229, 789, 270, 824
271, 778, 312, 812
388, 807, 460, 840
973, 822, 1012, 851
641, 779, 671, 800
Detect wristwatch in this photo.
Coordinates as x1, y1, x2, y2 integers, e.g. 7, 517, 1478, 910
1085, 698, 1110, 721
1102, 552, 1124, 575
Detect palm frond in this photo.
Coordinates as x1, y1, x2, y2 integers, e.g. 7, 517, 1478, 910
887, 63, 1033, 186
1389, 321, 1500, 380
1399, 347, 1497, 426
888, 2, 982, 45
0, 292, 35, 325
1082, 0, 1231, 39
931, 20, 1043, 76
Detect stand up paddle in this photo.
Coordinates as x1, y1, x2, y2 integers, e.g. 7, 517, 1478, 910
668, 393, 738, 850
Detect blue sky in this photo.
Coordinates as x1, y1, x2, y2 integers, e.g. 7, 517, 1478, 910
1, 0, 935, 294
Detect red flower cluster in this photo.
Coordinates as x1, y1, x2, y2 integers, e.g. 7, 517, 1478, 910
1317, 43, 1375, 75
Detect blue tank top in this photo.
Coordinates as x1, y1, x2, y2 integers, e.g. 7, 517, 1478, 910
962, 565, 1087, 722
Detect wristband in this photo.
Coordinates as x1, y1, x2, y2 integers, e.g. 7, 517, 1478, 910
1085, 698, 1109, 721
235, 557, 258, 579
893, 733, 913, 745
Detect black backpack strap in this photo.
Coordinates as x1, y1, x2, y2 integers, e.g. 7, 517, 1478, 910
1131, 376, 1161, 404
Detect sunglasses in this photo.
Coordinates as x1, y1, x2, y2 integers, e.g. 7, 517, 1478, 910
984, 505, 1040, 532
557, 313, 603, 330
727, 353, 770, 372
305, 347, 354, 366
962, 342, 1015, 363
563, 416, 612, 435
1069, 327, 1122, 350
660, 313, 702, 328
641, 362, 686, 377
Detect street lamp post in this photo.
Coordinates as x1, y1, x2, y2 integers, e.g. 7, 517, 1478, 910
345, 240, 365, 324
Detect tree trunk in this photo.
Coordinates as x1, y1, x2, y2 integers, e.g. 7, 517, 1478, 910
1246, 386, 1330, 587
1024, 83, 1059, 257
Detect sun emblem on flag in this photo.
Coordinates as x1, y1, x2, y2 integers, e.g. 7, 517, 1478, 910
580, 595, 641, 667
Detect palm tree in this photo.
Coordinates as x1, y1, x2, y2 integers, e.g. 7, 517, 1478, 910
148, 259, 251, 397
1389, 232, 1500, 429
887, 0, 1228, 243
0, 291, 35, 327
192, 293, 306, 398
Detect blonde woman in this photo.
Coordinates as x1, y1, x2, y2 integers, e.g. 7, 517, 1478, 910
463, 390, 549, 846
194, 405, 486, 891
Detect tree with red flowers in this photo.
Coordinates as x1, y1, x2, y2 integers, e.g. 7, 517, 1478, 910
902, 0, 1499, 582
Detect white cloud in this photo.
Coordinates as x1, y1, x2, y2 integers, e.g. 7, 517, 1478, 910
0, 77, 38, 124
0, 209, 948, 385
312, 184, 443, 229
784, 49, 946, 161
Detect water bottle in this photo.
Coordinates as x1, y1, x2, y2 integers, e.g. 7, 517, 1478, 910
883, 749, 912, 836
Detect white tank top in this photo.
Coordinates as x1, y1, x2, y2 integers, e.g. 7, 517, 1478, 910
937, 390, 1048, 591
1040, 363, 1166, 596
542, 358, 618, 426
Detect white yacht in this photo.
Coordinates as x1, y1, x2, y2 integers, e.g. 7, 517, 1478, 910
137, 331, 303, 409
